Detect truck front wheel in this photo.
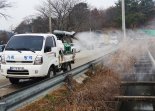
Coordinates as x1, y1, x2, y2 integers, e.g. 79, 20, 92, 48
9, 78, 19, 84
47, 67, 56, 78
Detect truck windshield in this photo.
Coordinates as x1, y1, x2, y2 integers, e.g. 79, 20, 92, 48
5, 36, 44, 51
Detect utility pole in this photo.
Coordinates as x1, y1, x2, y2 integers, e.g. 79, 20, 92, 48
122, 0, 126, 39
48, 0, 52, 33
89, 10, 91, 32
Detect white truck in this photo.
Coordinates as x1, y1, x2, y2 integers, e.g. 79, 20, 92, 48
0, 33, 75, 84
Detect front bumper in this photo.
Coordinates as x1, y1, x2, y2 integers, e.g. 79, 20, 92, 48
1, 64, 47, 79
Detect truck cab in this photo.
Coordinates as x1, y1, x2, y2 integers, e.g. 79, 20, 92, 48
1, 34, 74, 84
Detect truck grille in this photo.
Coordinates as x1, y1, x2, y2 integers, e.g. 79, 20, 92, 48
7, 70, 29, 75
6, 61, 33, 63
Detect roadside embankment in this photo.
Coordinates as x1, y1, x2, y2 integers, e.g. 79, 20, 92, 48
20, 40, 146, 111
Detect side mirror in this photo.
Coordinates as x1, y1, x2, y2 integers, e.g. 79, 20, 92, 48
44, 46, 51, 53
2, 45, 5, 51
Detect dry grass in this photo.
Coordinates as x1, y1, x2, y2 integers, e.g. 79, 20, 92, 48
59, 66, 120, 111
19, 66, 120, 111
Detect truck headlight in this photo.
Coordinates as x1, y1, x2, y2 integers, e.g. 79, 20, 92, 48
34, 56, 43, 65
1, 55, 6, 64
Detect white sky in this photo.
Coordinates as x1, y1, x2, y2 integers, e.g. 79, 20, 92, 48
0, 0, 117, 31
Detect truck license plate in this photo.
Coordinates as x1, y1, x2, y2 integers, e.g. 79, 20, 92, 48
10, 67, 24, 71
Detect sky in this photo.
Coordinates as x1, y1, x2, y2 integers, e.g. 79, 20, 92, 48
0, 0, 117, 31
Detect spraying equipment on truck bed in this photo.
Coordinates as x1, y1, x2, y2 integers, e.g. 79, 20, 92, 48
53, 30, 76, 54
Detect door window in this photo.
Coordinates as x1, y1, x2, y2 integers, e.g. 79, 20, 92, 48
44, 37, 54, 52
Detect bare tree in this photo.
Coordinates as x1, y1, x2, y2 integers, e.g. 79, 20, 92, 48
67, 2, 90, 31
37, 0, 80, 30
0, 31, 8, 44
14, 16, 34, 34
0, 0, 11, 19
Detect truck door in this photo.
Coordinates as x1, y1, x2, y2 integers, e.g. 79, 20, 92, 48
44, 37, 58, 67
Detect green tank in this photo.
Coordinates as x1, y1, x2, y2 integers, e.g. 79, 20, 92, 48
63, 42, 71, 54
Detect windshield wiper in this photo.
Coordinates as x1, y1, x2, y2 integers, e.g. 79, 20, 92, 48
28, 48, 36, 53
5, 47, 22, 53
17, 48, 36, 53
5, 47, 16, 50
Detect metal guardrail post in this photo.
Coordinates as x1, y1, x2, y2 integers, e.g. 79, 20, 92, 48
90, 63, 96, 74
64, 74, 74, 92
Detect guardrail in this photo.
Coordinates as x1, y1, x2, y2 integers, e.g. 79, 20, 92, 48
0, 48, 117, 111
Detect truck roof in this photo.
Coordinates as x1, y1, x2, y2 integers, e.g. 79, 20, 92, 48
14, 33, 56, 38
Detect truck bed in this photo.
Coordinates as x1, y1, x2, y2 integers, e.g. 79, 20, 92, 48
59, 53, 75, 64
